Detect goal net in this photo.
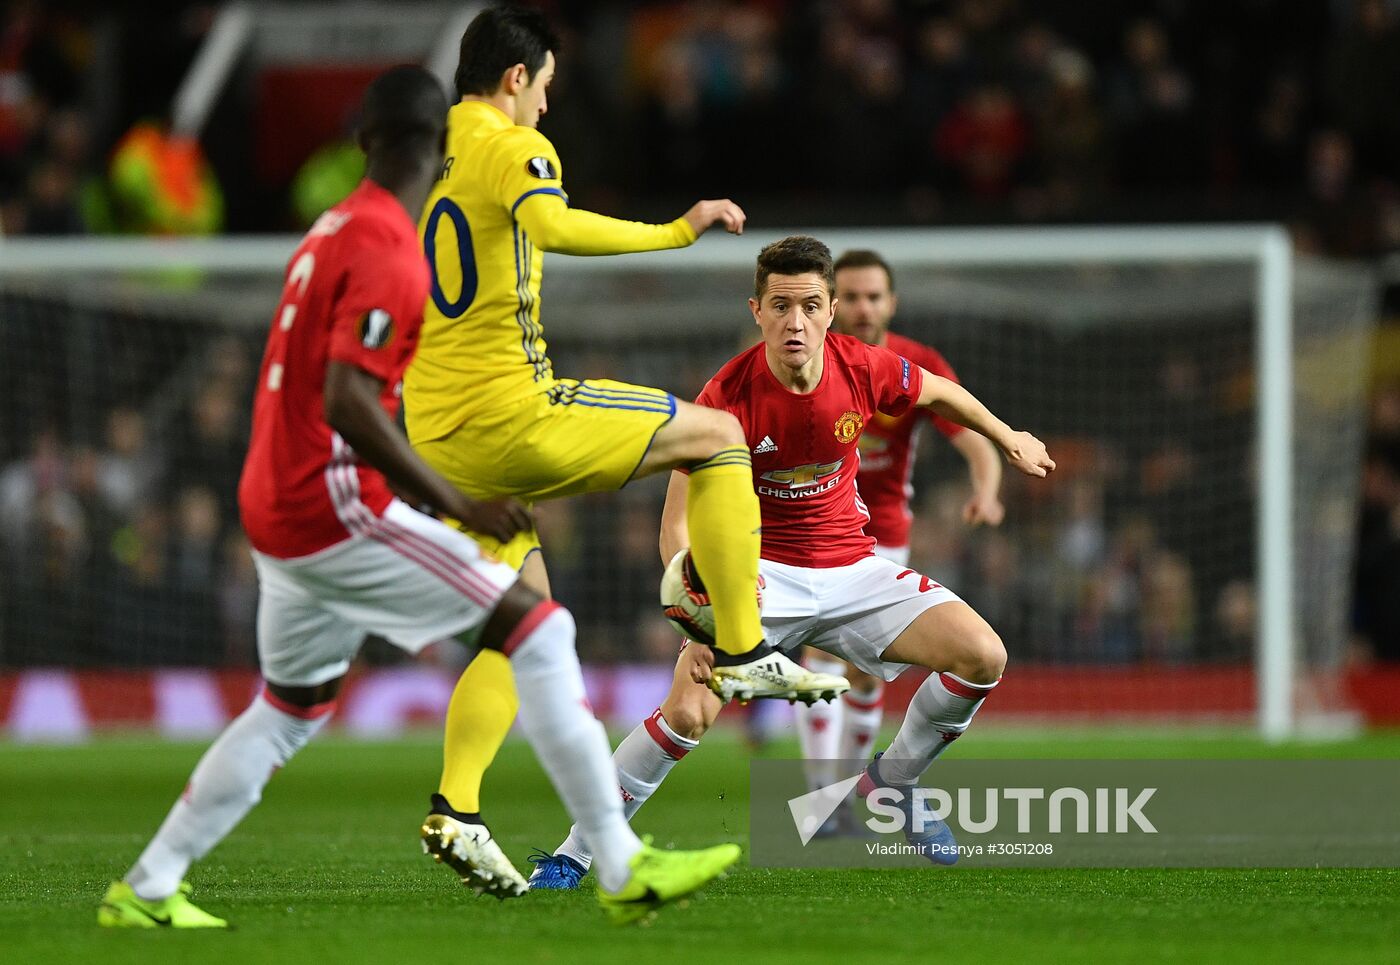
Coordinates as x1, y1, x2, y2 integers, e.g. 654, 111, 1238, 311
0, 228, 1376, 739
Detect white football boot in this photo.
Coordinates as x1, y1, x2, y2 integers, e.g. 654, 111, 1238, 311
709, 644, 849, 705
421, 813, 529, 898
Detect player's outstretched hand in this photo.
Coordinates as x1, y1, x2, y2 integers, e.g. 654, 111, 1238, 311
1002, 431, 1056, 478
962, 492, 1006, 526
682, 199, 746, 237
454, 496, 533, 544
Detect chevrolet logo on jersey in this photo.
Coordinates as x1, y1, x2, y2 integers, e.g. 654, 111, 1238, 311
760, 460, 843, 487
758, 460, 843, 500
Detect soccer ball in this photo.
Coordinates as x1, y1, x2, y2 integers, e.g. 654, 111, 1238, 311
659, 548, 763, 645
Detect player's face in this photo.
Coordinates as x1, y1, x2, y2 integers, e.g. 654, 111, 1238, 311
516, 51, 556, 128
750, 273, 835, 372
833, 266, 897, 346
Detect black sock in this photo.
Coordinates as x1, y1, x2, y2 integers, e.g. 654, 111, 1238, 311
711, 640, 776, 666
429, 793, 485, 826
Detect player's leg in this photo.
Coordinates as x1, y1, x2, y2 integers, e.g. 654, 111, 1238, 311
536, 644, 724, 887
793, 649, 885, 838
433, 549, 547, 822
357, 502, 737, 916
838, 664, 885, 763
793, 646, 848, 790
632, 398, 765, 657
101, 559, 353, 928
845, 600, 1000, 865
797, 556, 997, 860
867, 601, 1003, 786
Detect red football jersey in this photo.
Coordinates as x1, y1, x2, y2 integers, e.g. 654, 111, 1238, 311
696, 332, 924, 568
238, 180, 429, 558
856, 331, 965, 548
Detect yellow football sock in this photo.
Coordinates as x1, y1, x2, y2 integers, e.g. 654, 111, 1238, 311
437, 648, 518, 813
686, 445, 764, 656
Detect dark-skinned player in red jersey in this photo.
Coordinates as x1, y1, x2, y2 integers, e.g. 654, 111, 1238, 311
793, 249, 1008, 836
528, 236, 1054, 887
99, 65, 737, 929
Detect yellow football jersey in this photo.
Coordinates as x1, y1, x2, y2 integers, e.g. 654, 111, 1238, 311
407, 101, 695, 443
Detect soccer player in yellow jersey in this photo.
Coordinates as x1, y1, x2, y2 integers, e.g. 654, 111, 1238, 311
407, 6, 847, 895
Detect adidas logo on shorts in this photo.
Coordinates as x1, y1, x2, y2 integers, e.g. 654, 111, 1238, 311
753, 435, 778, 455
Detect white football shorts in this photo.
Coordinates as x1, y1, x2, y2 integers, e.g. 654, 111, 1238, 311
871, 542, 911, 566
759, 554, 962, 681
251, 499, 518, 687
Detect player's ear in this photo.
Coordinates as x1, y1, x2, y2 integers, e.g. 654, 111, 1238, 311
748, 297, 761, 323
503, 62, 528, 94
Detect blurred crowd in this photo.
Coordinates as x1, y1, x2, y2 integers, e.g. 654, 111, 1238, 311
1357, 383, 1400, 661
0, 336, 257, 666
557, 0, 1400, 255
1, 0, 1399, 253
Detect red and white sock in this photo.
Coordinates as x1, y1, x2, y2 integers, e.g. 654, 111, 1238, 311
125, 689, 334, 900
838, 683, 884, 764
878, 672, 997, 786
793, 654, 846, 790
556, 708, 698, 870
506, 603, 642, 892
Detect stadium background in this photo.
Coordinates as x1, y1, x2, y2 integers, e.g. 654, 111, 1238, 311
1, 0, 1399, 737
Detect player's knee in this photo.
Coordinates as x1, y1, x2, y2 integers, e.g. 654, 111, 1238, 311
702, 410, 745, 454
959, 628, 1006, 685
660, 694, 713, 741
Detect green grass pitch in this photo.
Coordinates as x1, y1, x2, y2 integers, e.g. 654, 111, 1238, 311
3, 729, 1399, 964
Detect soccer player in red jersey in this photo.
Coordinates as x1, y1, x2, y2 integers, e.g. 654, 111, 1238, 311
793, 249, 1006, 832
528, 236, 1053, 885
99, 66, 737, 929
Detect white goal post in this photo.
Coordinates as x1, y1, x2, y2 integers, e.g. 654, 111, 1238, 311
0, 225, 1362, 740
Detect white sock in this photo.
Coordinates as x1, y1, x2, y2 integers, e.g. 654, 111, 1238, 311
838, 683, 884, 764
506, 603, 641, 893
878, 672, 997, 786
556, 708, 698, 870
793, 654, 846, 790
125, 691, 333, 900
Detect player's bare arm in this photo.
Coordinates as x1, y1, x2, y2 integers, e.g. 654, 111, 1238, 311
915, 368, 1055, 477
323, 360, 532, 543
951, 429, 1005, 525
658, 470, 691, 565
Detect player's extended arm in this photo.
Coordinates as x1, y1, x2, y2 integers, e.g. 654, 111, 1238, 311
659, 470, 691, 565
323, 361, 532, 542
514, 194, 745, 256
951, 429, 1005, 526
915, 368, 1055, 478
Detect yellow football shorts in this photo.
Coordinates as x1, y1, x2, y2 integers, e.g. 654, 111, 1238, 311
414, 378, 678, 569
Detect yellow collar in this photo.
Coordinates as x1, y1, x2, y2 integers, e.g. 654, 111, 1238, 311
453, 100, 513, 129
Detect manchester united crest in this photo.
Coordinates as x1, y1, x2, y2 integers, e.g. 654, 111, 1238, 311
834, 410, 863, 443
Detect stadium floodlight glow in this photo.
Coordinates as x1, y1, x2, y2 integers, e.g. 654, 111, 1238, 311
0, 225, 1374, 740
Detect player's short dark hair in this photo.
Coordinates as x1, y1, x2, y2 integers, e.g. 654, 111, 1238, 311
358, 65, 448, 156
834, 249, 895, 292
454, 4, 559, 99
755, 235, 835, 298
